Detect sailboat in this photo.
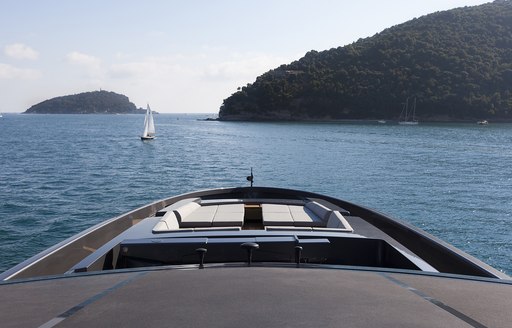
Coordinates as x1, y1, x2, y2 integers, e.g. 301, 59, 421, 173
141, 104, 156, 140
398, 97, 419, 125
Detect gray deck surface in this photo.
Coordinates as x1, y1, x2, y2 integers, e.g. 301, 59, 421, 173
1, 267, 510, 328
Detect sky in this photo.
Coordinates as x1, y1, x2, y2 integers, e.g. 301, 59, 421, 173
0, 0, 492, 113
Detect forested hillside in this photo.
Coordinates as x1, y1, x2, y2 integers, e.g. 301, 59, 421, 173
219, 1, 512, 121
24, 90, 143, 114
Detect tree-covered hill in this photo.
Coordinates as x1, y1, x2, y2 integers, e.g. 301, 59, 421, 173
219, 0, 512, 121
24, 90, 143, 114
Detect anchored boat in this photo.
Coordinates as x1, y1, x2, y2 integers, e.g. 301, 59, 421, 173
0, 185, 510, 327
398, 97, 419, 125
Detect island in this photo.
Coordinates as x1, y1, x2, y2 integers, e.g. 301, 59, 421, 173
24, 90, 145, 114
219, 1, 512, 122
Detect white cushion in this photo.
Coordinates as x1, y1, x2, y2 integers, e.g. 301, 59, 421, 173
152, 221, 169, 232
262, 204, 291, 213
262, 204, 294, 226
159, 198, 200, 212
326, 211, 353, 232
162, 211, 180, 229
215, 204, 245, 214
180, 205, 218, 228
212, 204, 244, 227
174, 202, 201, 222
289, 205, 324, 227
305, 201, 332, 221
152, 211, 180, 232
262, 211, 294, 226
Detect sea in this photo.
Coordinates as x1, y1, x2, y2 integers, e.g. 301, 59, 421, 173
0, 113, 510, 275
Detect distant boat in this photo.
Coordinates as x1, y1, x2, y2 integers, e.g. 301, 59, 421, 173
141, 104, 156, 140
477, 120, 489, 125
398, 97, 419, 125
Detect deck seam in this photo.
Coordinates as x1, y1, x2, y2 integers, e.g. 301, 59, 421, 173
37, 271, 146, 328
381, 272, 488, 328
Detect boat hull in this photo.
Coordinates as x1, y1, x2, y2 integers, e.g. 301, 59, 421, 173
0, 186, 510, 327
0, 186, 507, 281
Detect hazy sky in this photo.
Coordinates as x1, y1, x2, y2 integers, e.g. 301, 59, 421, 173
1, 0, 491, 113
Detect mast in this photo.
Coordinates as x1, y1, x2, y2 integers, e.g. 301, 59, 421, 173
412, 97, 417, 122
399, 97, 409, 122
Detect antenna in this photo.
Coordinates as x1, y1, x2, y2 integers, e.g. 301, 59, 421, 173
246, 167, 254, 187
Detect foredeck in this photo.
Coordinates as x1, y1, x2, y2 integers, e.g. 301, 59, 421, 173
108, 197, 441, 273
1, 186, 510, 327
1, 266, 510, 328
1, 187, 508, 281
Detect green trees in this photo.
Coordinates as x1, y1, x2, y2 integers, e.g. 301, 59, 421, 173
24, 90, 142, 114
219, 1, 512, 121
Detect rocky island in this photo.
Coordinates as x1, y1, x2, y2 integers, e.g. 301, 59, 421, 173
24, 90, 144, 114
219, 1, 512, 122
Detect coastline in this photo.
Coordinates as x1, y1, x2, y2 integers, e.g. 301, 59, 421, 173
215, 117, 508, 124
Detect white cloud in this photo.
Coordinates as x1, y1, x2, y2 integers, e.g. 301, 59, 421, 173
104, 51, 295, 113
109, 61, 156, 79
109, 56, 190, 80
66, 51, 101, 68
66, 51, 103, 78
108, 52, 289, 85
0, 63, 41, 79
203, 53, 291, 81
4, 43, 39, 60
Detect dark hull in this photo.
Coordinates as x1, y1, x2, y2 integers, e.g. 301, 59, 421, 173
1, 186, 507, 281
0, 187, 510, 327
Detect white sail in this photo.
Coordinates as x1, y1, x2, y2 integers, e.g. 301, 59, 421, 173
141, 104, 155, 139
147, 105, 155, 135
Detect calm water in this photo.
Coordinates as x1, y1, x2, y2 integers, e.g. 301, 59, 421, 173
0, 114, 510, 274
